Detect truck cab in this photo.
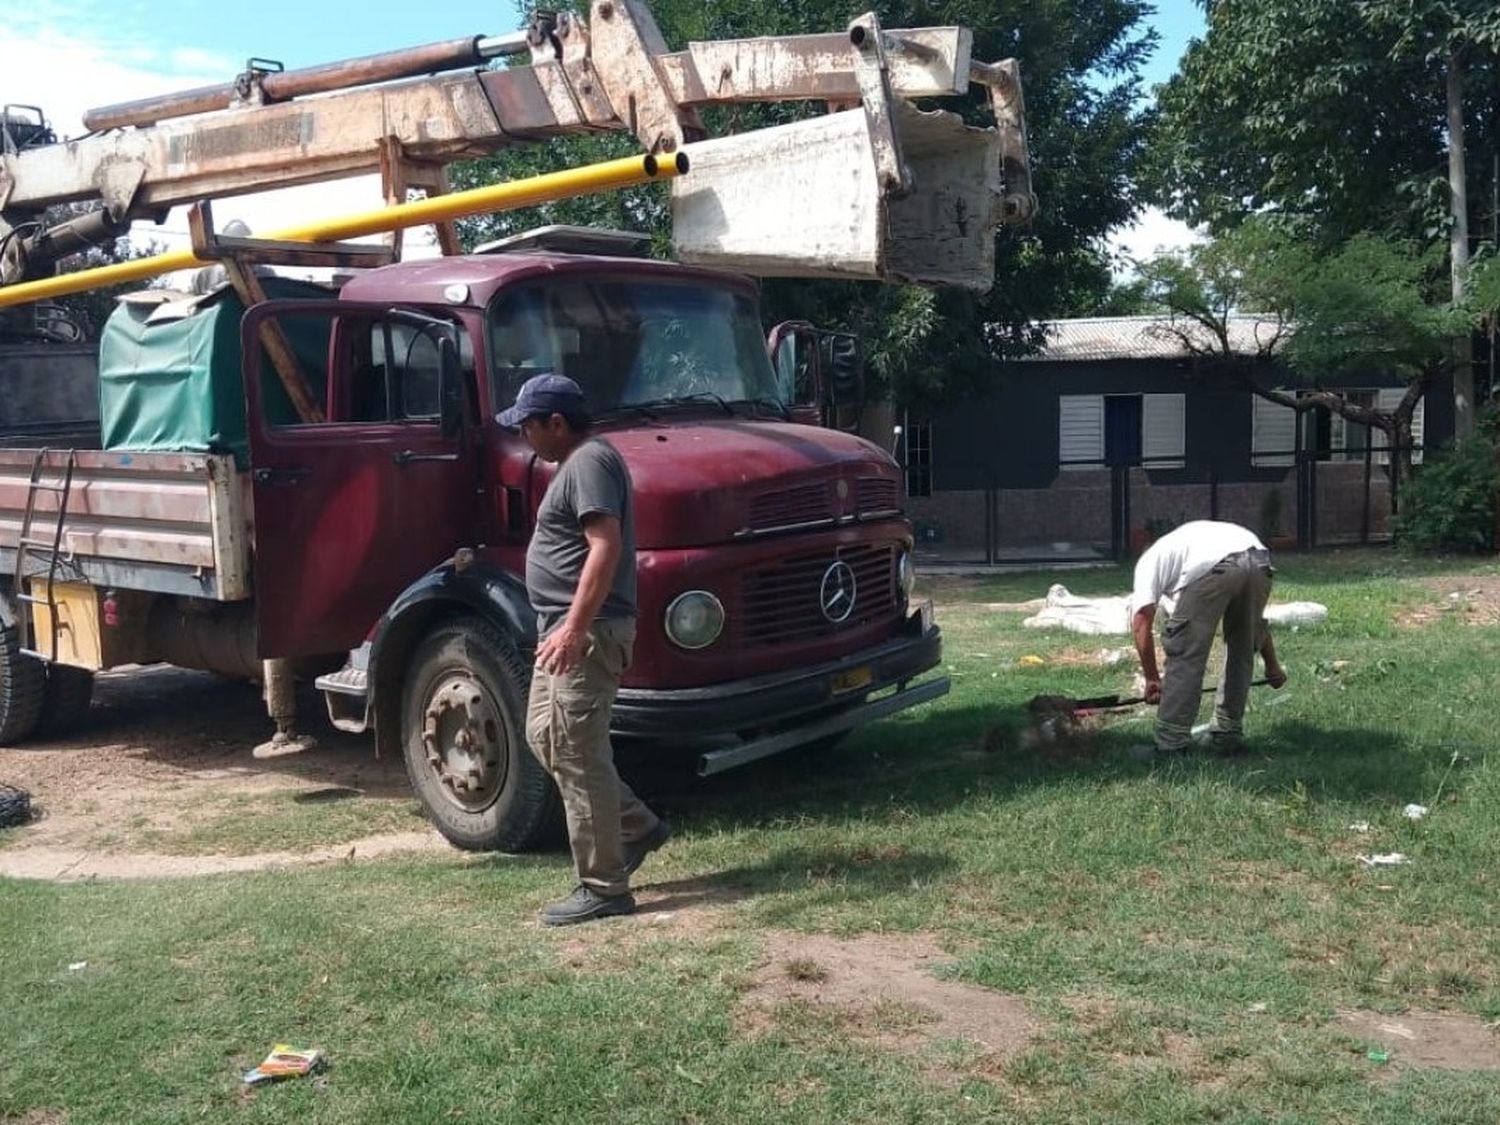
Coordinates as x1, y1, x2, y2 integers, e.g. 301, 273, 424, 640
242, 240, 945, 848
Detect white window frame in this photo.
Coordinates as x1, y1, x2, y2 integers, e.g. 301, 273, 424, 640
903, 419, 934, 497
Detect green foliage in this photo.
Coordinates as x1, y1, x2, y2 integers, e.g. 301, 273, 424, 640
1395, 437, 1499, 554
1470, 252, 1500, 320
453, 0, 1159, 409
1140, 220, 1469, 386
1277, 233, 1470, 382
1146, 0, 1500, 242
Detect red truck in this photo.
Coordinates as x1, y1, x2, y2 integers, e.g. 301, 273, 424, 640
0, 235, 946, 849
0, 2, 1038, 850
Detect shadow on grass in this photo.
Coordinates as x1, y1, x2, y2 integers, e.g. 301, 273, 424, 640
622, 700, 1439, 837
634, 845, 958, 912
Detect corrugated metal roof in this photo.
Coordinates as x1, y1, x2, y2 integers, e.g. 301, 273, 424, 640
1019, 314, 1286, 362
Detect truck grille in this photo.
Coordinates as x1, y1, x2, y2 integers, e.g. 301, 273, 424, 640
857, 477, 899, 514
739, 543, 898, 647
747, 483, 830, 530
746, 477, 900, 533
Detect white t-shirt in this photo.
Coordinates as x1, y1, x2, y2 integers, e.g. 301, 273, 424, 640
1130, 521, 1266, 615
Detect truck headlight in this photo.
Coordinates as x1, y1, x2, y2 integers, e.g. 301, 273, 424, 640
899, 550, 916, 601
665, 591, 725, 650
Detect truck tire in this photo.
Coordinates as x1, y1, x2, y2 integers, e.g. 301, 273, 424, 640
38, 665, 95, 738
400, 617, 559, 852
0, 622, 46, 746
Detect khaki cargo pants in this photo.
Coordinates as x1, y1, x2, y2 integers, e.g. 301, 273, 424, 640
525, 616, 659, 897
1157, 548, 1273, 751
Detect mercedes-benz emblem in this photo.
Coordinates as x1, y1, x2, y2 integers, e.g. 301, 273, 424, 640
819, 560, 858, 623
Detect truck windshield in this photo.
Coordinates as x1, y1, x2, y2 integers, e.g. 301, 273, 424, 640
487, 277, 783, 417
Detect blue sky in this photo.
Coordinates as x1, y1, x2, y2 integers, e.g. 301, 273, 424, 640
1140, 0, 1207, 90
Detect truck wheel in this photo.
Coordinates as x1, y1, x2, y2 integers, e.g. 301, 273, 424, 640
0, 622, 46, 745
38, 665, 95, 738
400, 617, 558, 852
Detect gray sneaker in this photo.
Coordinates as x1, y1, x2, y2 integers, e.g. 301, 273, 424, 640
623, 818, 673, 877
540, 885, 635, 927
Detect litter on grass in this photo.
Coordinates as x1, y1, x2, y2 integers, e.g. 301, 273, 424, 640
1349, 822, 1372, 833
243, 1045, 327, 1085
1402, 804, 1429, 820
1357, 853, 1410, 867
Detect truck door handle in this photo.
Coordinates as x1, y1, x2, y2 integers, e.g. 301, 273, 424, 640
253, 466, 310, 485
393, 450, 461, 465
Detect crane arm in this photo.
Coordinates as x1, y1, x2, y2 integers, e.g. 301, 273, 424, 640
1, 1, 1034, 292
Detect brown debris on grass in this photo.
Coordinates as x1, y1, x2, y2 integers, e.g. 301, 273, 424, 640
1397, 576, 1500, 628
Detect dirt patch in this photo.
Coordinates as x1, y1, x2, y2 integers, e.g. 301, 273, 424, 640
741, 932, 1035, 1073
0, 831, 452, 881
0, 665, 438, 878
1341, 1009, 1500, 1070
1397, 576, 1500, 628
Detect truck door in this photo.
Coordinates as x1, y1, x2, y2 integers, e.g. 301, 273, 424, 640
243, 301, 478, 659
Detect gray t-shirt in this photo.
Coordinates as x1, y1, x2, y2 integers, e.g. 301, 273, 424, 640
525, 437, 637, 635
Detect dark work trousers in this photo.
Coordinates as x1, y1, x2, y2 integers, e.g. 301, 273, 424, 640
1156, 548, 1273, 750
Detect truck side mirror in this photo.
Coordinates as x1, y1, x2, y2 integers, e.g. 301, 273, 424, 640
826, 333, 864, 411
438, 334, 464, 443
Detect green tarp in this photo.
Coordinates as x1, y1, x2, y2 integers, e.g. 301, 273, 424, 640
98, 279, 334, 467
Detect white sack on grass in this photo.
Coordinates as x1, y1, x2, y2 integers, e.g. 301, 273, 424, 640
1263, 602, 1328, 627
1021, 585, 1132, 635
1021, 584, 1328, 636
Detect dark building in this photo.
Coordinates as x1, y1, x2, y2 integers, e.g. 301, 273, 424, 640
903, 316, 1452, 561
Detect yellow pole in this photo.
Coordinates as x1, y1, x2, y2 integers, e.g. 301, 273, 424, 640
0, 152, 688, 310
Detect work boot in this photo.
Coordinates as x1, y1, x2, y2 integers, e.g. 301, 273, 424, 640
623, 818, 673, 877
1208, 731, 1247, 757
540, 885, 635, 927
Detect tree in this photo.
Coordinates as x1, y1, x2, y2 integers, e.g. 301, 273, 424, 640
1146, 1, 1500, 433
1148, 1, 1500, 243
1138, 221, 1475, 491
452, 0, 1158, 411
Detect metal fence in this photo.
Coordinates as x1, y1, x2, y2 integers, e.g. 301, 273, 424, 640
909, 443, 1425, 565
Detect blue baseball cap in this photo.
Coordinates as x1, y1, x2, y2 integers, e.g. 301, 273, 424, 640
496, 372, 589, 428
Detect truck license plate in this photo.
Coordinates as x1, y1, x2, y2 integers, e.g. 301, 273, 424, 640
832, 665, 873, 695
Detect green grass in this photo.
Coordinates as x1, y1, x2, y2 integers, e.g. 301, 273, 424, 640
3, 548, 1500, 1123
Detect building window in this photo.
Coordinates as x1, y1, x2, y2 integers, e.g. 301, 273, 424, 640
903, 420, 933, 497
1250, 394, 1296, 467
1059, 393, 1183, 470
1254, 388, 1425, 467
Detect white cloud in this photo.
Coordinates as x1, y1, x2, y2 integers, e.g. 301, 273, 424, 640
1106, 206, 1204, 275
168, 46, 238, 76
3, 20, 443, 278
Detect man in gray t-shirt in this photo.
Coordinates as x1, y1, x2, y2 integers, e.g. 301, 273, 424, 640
526, 437, 637, 637
498, 374, 670, 926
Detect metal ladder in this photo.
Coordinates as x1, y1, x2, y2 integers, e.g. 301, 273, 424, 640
13, 449, 77, 661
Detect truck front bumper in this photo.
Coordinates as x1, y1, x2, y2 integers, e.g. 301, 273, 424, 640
611, 604, 949, 776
